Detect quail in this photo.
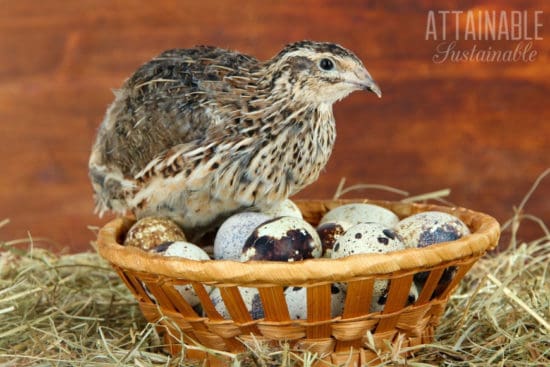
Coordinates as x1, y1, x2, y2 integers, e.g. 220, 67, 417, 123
89, 40, 381, 239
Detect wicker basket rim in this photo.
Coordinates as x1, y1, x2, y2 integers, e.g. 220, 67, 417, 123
96, 199, 500, 285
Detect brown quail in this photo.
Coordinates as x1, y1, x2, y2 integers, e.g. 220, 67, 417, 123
89, 41, 381, 239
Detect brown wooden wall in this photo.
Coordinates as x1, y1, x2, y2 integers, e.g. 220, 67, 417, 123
1, 0, 548, 252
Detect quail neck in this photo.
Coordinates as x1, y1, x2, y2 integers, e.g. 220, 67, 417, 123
89, 41, 381, 238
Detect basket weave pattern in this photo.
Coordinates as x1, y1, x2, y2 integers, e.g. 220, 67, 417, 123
97, 200, 500, 366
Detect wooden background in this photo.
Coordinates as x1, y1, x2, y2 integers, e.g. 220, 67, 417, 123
1, 0, 548, 252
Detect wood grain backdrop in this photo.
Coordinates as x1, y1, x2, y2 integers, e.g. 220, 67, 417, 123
1, 0, 548, 252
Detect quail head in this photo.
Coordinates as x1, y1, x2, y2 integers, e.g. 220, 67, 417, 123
89, 40, 381, 239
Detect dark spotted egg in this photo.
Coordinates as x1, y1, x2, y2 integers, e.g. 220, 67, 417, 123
124, 217, 186, 250
395, 211, 470, 294
284, 284, 347, 319
209, 287, 264, 320
394, 211, 470, 249
241, 217, 322, 262
331, 222, 405, 258
331, 223, 410, 312
150, 241, 211, 306
214, 212, 271, 260
370, 282, 419, 312
316, 222, 346, 258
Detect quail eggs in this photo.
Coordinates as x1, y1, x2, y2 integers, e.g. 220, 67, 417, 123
124, 217, 186, 250
209, 287, 264, 320
370, 282, 419, 312
331, 222, 415, 312
284, 284, 347, 319
150, 241, 211, 306
316, 222, 347, 258
331, 222, 405, 257
330, 283, 347, 317
319, 203, 399, 229
214, 212, 271, 260
241, 217, 322, 262
426, 265, 458, 299
262, 199, 303, 219
395, 211, 470, 295
395, 211, 470, 249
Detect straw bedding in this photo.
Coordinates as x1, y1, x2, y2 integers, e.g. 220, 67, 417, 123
0, 177, 548, 366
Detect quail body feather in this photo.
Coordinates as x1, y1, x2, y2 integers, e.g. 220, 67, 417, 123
89, 41, 381, 238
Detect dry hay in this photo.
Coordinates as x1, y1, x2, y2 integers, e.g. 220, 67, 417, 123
0, 171, 549, 366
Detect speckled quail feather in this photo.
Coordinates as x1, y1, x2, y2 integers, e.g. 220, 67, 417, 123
89, 41, 381, 238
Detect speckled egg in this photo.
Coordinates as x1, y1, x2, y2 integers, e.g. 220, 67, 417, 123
209, 287, 264, 320
284, 284, 347, 319
427, 266, 458, 299
241, 217, 322, 262
213, 212, 271, 260
330, 283, 347, 317
394, 211, 471, 249
395, 211, 469, 294
370, 282, 419, 312
124, 217, 186, 250
331, 222, 405, 258
262, 199, 303, 219
319, 203, 399, 229
284, 286, 308, 319
331, 222, 409, 312
151, 241, 211, 306
316, 222, 346, 258
152, 240, 210, 260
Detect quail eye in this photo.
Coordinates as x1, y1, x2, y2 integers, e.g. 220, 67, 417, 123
319, 58, 334, 71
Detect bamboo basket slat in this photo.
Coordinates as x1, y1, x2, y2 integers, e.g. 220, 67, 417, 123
97, 199, 500, 366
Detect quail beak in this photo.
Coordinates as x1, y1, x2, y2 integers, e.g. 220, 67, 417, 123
364, 79, 382, 98
357, 68, 382, 98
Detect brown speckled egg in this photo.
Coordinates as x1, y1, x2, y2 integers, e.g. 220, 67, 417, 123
316, 222, 346, 258
395, 211, 470, 249
124, 217, 186, 250
241, 217, 322, 262
319, 203, 399, 228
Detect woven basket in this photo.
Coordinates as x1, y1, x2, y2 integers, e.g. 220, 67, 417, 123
97, 199, 500, 366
